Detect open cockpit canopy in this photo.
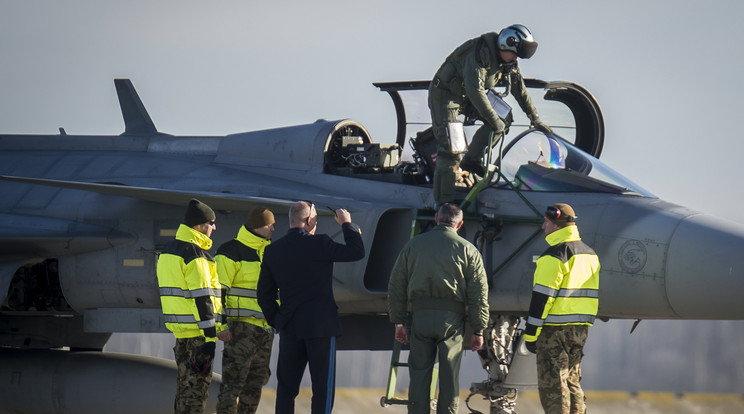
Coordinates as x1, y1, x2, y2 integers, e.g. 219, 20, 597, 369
322, 79, 653, 197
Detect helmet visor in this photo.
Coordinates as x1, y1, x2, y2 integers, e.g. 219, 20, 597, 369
517, 40, 538, 59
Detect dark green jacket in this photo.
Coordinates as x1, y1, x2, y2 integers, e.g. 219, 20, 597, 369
387, 226, 489, 333
433, 32, 539, 128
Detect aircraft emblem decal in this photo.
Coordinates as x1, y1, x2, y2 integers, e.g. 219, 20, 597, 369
618, 239, 647, 274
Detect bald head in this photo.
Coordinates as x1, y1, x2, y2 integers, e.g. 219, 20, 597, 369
289, 201, 317, 233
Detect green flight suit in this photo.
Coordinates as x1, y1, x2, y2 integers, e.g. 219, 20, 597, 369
388, 225, 489, 414
428, 32, 541, 203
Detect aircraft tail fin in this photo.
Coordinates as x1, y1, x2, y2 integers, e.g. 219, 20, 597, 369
114, 79, 159, 136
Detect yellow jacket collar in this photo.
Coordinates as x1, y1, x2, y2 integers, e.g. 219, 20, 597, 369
545, 225, 581, 246
236, 225, 271, 251
176, 224, 213, 250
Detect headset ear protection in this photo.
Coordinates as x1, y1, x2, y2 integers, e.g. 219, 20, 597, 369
506, 36, 518, 47
546, 205, 577, 222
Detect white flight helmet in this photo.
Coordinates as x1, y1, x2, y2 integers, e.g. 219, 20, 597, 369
497, 24, 538, 59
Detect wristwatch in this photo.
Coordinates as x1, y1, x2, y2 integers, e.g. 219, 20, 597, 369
395, 324, 404, 328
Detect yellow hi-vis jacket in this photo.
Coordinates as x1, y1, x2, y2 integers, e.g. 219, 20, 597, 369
215, 225, 275, 329
523, 225, 600, 342
156, 224, 223, 341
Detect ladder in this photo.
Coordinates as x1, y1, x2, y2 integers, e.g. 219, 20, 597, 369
380, 339, 439, 408
381, 209, 439, 408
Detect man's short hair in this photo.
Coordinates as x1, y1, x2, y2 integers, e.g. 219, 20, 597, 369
437, 203, 463, 228
289, 201, 313, 226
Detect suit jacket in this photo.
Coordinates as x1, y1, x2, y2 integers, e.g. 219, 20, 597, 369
257, 223, 364, 339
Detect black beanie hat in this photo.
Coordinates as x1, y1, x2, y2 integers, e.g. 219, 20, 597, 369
184, 198, 216, 227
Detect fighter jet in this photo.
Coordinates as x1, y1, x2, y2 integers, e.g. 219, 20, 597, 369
1, 78, 743, 414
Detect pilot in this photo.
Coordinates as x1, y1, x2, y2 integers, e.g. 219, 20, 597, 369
156, 198, 227, 414
429, 24, 552, 204
215, 206, 277, 414
523, 203, 600, 414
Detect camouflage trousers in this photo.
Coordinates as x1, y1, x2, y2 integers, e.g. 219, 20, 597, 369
174, 337, 213, 414
217, 322, 274, 414
535, 325, 589, 414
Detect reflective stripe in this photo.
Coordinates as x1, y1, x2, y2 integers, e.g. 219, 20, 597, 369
527, 316, 544, 327
160, 287, 187, 297
163, 314, 221, 324
225, 308, 265, 319
197, 319, 216, 329
191, 287, 221, 297
159, 287, 221, 298
227, 287, 258, 298
534, 285, 598, 299
557, 288, 599, 298
544, 314, 596, 324
533, 284, 558, 297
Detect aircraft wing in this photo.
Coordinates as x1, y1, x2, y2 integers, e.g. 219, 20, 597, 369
0, 213, 135, 262
0, 174, 298, 214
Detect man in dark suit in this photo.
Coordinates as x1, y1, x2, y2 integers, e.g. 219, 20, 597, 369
257, 201, 365, 413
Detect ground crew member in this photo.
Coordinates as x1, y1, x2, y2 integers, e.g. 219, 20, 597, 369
524, 203, 600, 414
156, 198, 226, 414
387, 203, 489, 414
257, 201, 365, 413
429, 24, 552, 204
216, 206, 277, 414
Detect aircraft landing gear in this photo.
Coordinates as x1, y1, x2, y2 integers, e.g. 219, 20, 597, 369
467, 314, 521, 414
466, 381, 518, 414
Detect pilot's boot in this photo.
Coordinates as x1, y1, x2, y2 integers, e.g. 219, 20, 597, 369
459, 156, 486, 177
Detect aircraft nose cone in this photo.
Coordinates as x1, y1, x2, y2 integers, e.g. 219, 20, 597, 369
666, 214, 744, 319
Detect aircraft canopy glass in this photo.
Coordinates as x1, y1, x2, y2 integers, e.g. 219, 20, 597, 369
497, 131, 654, 197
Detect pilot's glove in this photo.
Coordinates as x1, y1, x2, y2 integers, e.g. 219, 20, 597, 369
493, 117, 506, 135
532, 119, 553, 135
525, 340, 537, 354
189, 341, 216, 374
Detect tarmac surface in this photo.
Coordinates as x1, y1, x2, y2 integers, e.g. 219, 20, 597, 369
248, 388, 744, 414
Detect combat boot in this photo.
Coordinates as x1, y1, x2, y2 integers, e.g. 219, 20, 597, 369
459, 157, 486, 177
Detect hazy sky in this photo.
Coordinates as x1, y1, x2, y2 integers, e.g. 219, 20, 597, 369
2, 0, 743, 222
3, 0, 744, 392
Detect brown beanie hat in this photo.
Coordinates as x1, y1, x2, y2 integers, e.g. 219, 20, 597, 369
245, 206, 275, 230
184, 198, 216, 227
545, 203, 577, 226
